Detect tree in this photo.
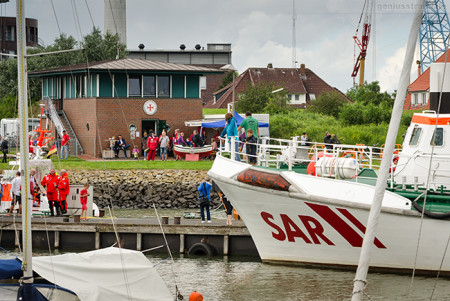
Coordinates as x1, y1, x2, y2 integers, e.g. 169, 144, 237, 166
307, 91, 349, 118
81, 27, 127, 62
235, 82, 289, 114
346, 81, 394, 106
217, 70, 238, 90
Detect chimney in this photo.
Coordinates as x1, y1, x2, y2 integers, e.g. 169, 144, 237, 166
300, 64, 306, 76
267, 63, 273, 69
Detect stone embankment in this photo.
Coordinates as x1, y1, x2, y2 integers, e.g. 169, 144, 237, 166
70, 170, 220, 209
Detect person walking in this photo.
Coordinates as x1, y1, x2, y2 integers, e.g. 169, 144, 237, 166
41, 168, 61, 216
6, 171, 22, 216
197, 177, 212, 223
60, 130, 70, 160
58, 169, 70, 214
159, 131, 169, 161
1, 137, 8, 163
220, 112, 241, 161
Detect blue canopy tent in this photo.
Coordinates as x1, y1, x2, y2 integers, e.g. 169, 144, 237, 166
201, 112, 269, 128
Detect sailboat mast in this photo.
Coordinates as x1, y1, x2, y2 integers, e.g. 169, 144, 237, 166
350, 0, 425, 300
16, 0, 33, 280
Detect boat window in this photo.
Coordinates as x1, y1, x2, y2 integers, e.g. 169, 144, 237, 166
129, 76, 141, 97
409, 125, 421, 146
143, 76, 155, 97
158, 76, 170, 98
431, 128, 443, 146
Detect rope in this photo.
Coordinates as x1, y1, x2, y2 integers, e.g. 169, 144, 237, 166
43, 215, 57, 290
429, 234, 450, 300
152, 203, 180, 294
107, 205, 133, 301
408, 47, 449, 298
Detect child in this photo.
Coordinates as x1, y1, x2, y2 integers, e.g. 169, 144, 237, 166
80, 183, 90, 221
210, 138, 218, 151
132, 147, 139, 160
245, 128, 258, 164
33, 186, 41, 207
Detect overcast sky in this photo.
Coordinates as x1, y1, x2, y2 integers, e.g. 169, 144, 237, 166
2, 0, 448, 93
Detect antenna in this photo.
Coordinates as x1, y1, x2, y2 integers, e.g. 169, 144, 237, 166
292, 0, 297, 68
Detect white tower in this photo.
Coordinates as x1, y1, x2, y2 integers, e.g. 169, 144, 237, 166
104, 0, 127, 46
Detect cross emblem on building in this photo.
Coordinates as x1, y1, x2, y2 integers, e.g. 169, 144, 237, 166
143, 100, 157, 115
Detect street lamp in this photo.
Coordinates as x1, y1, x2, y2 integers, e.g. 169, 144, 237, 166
220, 64, 238, 113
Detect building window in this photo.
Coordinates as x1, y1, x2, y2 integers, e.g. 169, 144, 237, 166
421, 93, 426, 104
310, 93, 316, 100
6, 26, 15, 41
431, 128, 443, 146
129, 76, 141, 97
158, 76, 170, 98
200, 76, 207, 90
75, 76, 85, 98
29, 27, 36, 43
412, 93, 418, 105
143, 75, 155, 97
295, 95, 300, 101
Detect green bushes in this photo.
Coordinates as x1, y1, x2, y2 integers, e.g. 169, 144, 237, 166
269, 110, 409, 145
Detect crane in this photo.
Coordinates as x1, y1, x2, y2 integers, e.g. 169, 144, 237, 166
352, 0, 374, 87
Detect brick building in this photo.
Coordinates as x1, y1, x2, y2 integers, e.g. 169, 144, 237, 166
205, 63, 347, 109
30, 58, 221, 157
0, 16, 38, 59
403, 50, 450, 110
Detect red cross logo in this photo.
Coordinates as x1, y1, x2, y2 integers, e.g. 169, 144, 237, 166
143, 100, 157, 115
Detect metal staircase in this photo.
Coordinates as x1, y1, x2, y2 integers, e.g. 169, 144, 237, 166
43, 98, 84, 156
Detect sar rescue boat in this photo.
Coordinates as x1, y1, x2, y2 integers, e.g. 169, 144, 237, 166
209, 109, 450, 275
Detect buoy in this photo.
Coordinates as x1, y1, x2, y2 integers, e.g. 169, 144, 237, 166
187, 242, 217, 256
189, 291, 203, 301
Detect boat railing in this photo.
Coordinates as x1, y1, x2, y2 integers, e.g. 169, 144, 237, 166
218, 136, 390, 176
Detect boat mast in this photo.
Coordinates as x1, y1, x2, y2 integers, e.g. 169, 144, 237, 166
351, 0, 425, 299
16, 0, 33, 282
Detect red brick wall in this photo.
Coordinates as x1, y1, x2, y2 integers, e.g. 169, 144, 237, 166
63, 97, 202, 156
63, 98, 98, 156
201, 73, 227, 103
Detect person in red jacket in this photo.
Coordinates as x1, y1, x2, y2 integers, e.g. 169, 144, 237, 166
41, 168, 61, 216
58, 169, 70, 214
146, 131, 158, 161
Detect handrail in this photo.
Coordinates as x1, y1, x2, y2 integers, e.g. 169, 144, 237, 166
59, 110, 84, 155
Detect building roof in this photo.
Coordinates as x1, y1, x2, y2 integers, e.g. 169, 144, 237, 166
403, 50, 450, 110
204, 65, 347, 109
30, 58, 222, 76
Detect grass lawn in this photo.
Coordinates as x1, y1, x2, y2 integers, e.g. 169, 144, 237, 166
0, 156, 214, 171
203, 108, 227, 115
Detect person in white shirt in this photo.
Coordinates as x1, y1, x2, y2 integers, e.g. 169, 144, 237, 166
7, 171, 22, 216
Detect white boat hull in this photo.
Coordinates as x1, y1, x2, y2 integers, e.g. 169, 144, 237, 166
209, 156, 450, 274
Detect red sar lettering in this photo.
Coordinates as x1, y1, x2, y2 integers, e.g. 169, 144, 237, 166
260, 212, 334, 245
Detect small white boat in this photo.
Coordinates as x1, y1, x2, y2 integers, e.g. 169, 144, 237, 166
173, 144, 213, 158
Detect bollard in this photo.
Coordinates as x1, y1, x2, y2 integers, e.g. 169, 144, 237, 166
161, 216, 169, 224
174, 216, 181, 225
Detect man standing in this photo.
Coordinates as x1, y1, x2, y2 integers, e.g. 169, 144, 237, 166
324, 131, 333, 150
6, 171, 22, 216
117, 135, 130, 158
238, 112, 259, 140
58, 169, 70, 214
1, 137, 8, 163
41, 168, 61, 216
60, 130, 70, 160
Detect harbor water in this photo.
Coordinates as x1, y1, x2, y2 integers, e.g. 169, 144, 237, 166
2, 209, 449, 300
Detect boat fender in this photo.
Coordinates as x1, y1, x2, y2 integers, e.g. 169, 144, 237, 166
189, 291, 203, 301
187, 242, 217, 256
237, 169, 291, 191
411, 200, 450, 219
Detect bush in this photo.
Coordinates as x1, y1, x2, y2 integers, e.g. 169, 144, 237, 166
307, 91, 349, 118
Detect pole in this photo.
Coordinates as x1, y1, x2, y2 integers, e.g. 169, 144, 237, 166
351, 1, 424, 300
17, 0, 33, 281
232, 72, 235, 113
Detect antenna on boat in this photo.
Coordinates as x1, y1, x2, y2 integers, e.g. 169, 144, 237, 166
351, 0, 426, 300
